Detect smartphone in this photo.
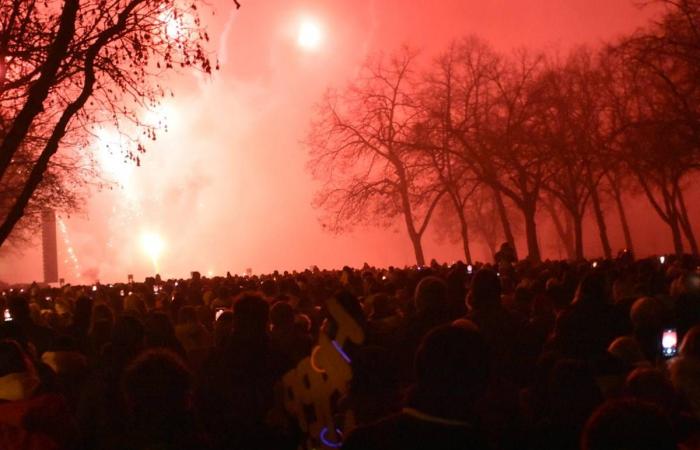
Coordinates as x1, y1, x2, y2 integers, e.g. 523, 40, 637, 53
92, 285, 98, 292
467, 264, 473, 274
661, 329, 678, 358
3, 309, 12, 322
120, 289, 125, 297
215, 308, 226, 321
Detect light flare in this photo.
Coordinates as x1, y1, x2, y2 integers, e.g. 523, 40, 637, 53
95, 128, 134, 188
58, 217, 81, 280
297, 17, 323, 50
140, 231, 165, 273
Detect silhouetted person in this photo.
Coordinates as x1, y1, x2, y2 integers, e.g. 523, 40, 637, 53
269, 301, 312, 371
0, 339, 75, 450
397, 276, 453, 381
337, 345, 401, 428
495, 242, 517, 266
66, 296, 93, 354
198, 293, 283, 450
121, 349, 208, 450
77, 315, 144, 450
466, 268, 527, 384
551, 272, 627, 360
7, 296, 55, 355
343, 324, 490, 450
144, 311, 186, 357
669, 325, 700, 419
581, 399, 676, 450
527, 359, 603, 450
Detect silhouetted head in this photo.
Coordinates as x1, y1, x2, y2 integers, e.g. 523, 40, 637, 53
260, 279, 279, 298
608, 336, 649, 368
233, 292, 269, 336
7, 296, 30, 323
680, 325, 700, 359
546, 277, 570, 311
582, 399, 676, 450
574, 272, 608, 306
144, 312, 176, 342
0, 339, 29, 377
368, 293, 395, 320
414, 324, 489, 398
270, 301, 295, 332
414, 276, 448, 317
177, 306, 197, 325
0, 339, 39, 401
350, 345, 398, 395
630, 296, 665, 332
213, 310, 233, 347
122, 348, 192, 416
112, 315, 145, 354
624, 367, 678, 414
546, 359, 603, 425
74, 296, 93, 329
468, 269, 501, 311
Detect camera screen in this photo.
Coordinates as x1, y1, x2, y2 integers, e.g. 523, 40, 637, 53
662, 329, 678, 358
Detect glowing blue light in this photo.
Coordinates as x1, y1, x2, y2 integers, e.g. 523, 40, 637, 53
331, 339, 351, 364
320, 427, 343, 448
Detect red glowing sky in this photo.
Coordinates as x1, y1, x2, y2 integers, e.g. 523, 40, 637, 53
3, 0, 689, 284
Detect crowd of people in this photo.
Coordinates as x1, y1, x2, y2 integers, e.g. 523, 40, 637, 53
1, 247, 700, 450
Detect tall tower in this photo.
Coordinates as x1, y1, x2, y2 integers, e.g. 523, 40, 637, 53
41, 209, 58, 283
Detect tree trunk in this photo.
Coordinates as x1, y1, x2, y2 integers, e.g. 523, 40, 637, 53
493, 187, 517, 257
670, 214, 685, 256
458, 212, 472, 264
545, 198, 575, 260
523, 204, 541, 262
637, 175, 683, 256
676, 187, 699, 256
573, 213, 584, 261
409, 231, 426, 267
611, 183, 634, 254
448, 191, 472, 264
590, 186, 612, 259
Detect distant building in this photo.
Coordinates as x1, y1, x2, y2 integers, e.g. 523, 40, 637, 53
42, 210, 58, 283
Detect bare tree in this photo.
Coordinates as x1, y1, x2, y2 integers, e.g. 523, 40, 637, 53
609, 1, 700, 255
416, 41, 487, 263
542, 192, 576, 260
426, 38, 520, 257
0, 0, 228, 247
538, 49, 614, 259
307, 49, 444, 266
480, 50, 548, 261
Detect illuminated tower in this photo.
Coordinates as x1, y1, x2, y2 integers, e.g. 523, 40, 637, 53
41, 209, 59, 283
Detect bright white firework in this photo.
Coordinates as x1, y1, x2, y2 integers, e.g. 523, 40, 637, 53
297, 17, 323, 50
140, 231, 165, 273
95, 128, 134, 188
